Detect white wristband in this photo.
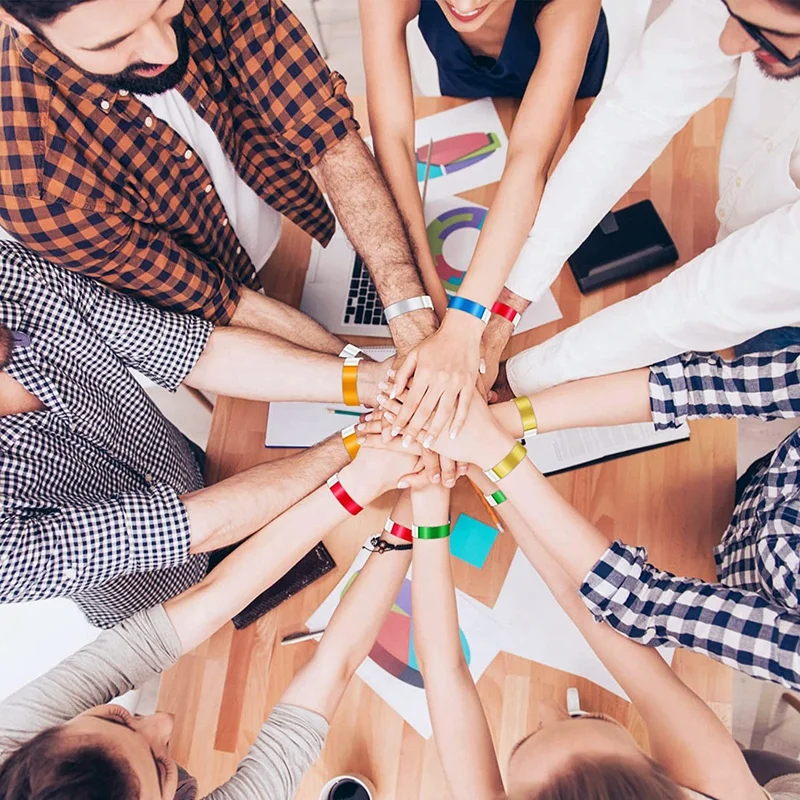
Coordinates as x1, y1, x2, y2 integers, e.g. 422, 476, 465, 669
338, 344, 364, 359
383, 295, 434, 323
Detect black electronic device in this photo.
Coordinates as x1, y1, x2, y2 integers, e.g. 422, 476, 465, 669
568, 200, 678, 293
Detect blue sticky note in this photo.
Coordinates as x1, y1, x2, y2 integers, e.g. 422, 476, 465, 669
450, 513, 499, 569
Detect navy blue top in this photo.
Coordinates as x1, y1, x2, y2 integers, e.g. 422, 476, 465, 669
418, 0, 609, 99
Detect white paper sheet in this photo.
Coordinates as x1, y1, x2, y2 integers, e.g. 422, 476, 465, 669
423, 196, 561, 334
527, 422, 690, 476
306, 546, 503, 738
494, 550, 674, 702
365, 98, 510, 200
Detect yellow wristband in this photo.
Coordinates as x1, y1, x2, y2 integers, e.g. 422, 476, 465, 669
513, 396, 538, 436
342, 357, 361, 406
341, 424, 360, 460
485, 441, 527, 483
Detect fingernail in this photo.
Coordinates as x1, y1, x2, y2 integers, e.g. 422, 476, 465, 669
392, 427, 401, 437
458, 465, 468, 475
384, 412, 395, 422
365, 413, 373, 421
402, 435, 412, 448
423, 435, 434, 449
479, 361, 486, 375
432, 474, 441, 484
357, 436, 366, 444
387, 369, 396, 378
390, 388, 396, 400
450, 428, 458, 439
378, 381, 389, 392
397, 480, 409, 489
357, 423, 366, 431
377, 395, 387, 406
445, 478, 455, 488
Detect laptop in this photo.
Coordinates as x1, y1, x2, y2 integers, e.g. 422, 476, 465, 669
300, 227, 390, 337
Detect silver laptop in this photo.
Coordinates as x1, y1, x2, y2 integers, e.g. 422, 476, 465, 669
300, 230, 390, 337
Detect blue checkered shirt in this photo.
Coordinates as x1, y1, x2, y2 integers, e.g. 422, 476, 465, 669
581, 349, 800, 688
0, 244, 212, 627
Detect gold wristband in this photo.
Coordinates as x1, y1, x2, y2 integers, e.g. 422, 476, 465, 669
513, 396, 538, 436
485, 441, 527, 483
342, 357, 361, 407
341, 424, 360, 460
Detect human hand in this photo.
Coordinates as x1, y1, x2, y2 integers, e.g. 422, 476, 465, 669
388, 313, 484, 445
356, 356, 393, 408
409, 481, 451, 521
348, 434, 422, 497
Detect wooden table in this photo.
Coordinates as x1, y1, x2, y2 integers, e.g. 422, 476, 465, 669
159, 97, 737, 799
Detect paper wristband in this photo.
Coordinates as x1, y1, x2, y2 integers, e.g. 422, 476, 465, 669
413, 522, 451, 540
486, 489, 508, 507
384, 517, 414, 543
342, 357, 361, 407
327, 474, 363, 515
447, 296, 491, 325
338, 343, 363, 359
513, 395, 538, 436
491, 301, 521, 329
383, 295, 434, 323
485, 442, 528, 483
341, 425, 360, 461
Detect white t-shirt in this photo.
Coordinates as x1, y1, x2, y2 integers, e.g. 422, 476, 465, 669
137, 89, 282, 271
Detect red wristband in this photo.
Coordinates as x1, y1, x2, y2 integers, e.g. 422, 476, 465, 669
491, 301, 521, 329
327, 474, 363, 515
383, 517, 413, 543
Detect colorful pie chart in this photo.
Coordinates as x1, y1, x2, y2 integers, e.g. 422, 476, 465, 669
342, 574, 471, 689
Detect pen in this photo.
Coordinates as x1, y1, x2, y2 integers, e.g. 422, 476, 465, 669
281, 628, 326, 646
326, 408, 364, 417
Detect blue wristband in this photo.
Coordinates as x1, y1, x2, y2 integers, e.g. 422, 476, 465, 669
447, 296, 491, 325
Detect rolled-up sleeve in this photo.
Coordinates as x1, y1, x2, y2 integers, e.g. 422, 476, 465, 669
649, 348, 800, 429
581, 540, 800, 689
0, 486, 191, 603
225, 0, 358, 169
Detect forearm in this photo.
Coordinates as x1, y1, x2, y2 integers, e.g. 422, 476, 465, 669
184, 325, 384, 404
490, 367, 652, 436
184, 436, 349, 553
229, 287, 345, 355
314, 131, 438, 350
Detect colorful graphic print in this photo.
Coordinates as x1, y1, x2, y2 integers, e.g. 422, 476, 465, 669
416, 132, 502, 181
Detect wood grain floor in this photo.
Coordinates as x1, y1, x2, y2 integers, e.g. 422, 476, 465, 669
158, 96, 737, 799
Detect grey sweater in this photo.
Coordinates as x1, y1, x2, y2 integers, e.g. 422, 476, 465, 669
0, 606, 329, 799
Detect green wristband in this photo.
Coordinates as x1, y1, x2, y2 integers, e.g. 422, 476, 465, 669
486, 489, 507, 507
412, 522, 451, 540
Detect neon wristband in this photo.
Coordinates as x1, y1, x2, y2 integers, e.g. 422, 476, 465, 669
513, 396, 538, 436
485, 442, 527, 483
384, 517, 413, 543
413, 522, 451, 540
342, 357, 361, 407
341, 424, 360, 461
338, 343, 364, 359
383, 295, 434, 323
447, 296, 491, 325
327, 474, 363, 515
485, 489, 507, 507
491, 301, 521, 329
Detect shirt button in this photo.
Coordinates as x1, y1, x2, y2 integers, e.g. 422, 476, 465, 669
223, 217, 229, 227
145, 116, 154, 128
100, 99, 111, 111
184, 149, 193, 160
205, 184, 213, 195
118, 89, 129, 97
145, 473, 154, 484
65, 567, 77, 580
236, 245, 242, 255
735, 177, 743, 188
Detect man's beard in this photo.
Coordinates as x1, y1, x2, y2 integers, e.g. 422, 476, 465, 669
753, 52, 800, 82
0, 326, 12, 370
62, 17, 190, 96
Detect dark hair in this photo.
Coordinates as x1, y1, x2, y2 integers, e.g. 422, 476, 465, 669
0, 727, 140, 800
0, 325, 11, 370
526, 756, 685, 800
0, 0, 93, 30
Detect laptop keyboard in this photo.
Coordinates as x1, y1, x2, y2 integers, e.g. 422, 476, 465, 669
344, 255, 385, 326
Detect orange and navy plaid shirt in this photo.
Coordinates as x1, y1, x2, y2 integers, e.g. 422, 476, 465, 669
0, 0, 358, 323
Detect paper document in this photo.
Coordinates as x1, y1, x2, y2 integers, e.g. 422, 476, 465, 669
494, 550, 674, 702
365, 98, 510, 200
424, 196, 561, 335
306, 545, 503, 738
528, 422, 690, 476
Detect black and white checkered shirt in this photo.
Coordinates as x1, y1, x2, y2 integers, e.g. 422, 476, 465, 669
581, 349, 800, 689
0, 243, 213, 628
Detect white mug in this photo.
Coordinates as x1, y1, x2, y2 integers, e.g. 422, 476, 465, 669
318, 773, 376, 800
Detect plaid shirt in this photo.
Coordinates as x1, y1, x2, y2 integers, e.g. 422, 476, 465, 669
0, 243, 212, 628
0, 0, 357, 323
581, 349, 800, 689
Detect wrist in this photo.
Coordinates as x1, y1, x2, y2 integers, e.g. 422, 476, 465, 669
475, 433, 518, 472
338, 462, 381, 507
388, 309, 438, 353
442, 308, 485, 341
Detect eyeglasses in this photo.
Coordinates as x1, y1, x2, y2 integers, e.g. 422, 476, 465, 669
721, 0, 800, 68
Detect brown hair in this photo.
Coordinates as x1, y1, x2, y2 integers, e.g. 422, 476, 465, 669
521, 756, 686, 800
0, 727, 140, 800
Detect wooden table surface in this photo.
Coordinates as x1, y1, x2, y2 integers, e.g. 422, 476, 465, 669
158, 96, 737, 799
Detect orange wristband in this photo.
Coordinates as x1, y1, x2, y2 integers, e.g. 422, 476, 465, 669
341, 424, 360, 460
342, 357, 361, 407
